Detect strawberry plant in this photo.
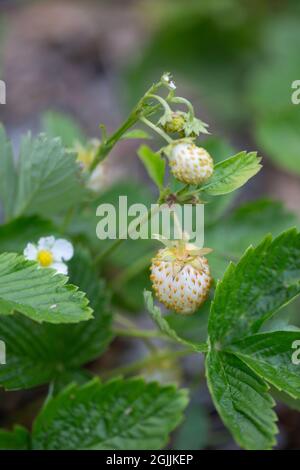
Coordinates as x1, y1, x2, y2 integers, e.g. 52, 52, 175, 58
0, 74, 299, 450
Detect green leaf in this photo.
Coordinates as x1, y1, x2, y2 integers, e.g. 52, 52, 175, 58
0, 216, 59, 254
121, 129, 152, 140
206, 350, 278, 450
0, 425, 30, 450
0, 125, 17, 220
138, 144, 166, 189
208, 200, 299, 260
228, 331, 300, 399
0, 249, 112, 390
58, 247, 113, 362
32, 378, 188, 450
206, 199, 299, 279
206, 351, 277, 450
0, 252, 92, 324
13, 133, 86, 217
208, 229, 300, 345
201, 151, 262, 196
203, 137, 235, 165
144, 291, 207, 353
201, 137, 237, 224
42, 111, 86, 147
51, 369, 94, 396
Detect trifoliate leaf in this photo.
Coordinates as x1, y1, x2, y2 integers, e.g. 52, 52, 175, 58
13, 133, 86, 217
138, 145, 166, 189
206, 350, 278, 450
0, 249, 112, 390
201, 151, 262, 196
0, 125, 17, 220
0, 425, 30, 450
228, 331, 300, 399
144, 291, 208, 353
208, 229, 300, 345
32, 378, 188, 450
42, 111, 86, 147
0, 252, 92, 324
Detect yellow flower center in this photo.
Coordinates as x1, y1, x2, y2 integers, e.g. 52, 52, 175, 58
37, 250, 53, 267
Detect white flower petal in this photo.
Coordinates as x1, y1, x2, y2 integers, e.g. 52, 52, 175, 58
24, 243, 38, 260
52, 239, 74, 262
37, 236, 56, 251
51, 262, 68, 275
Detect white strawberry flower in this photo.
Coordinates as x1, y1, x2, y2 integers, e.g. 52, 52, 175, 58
74, 139, 106, 192
24, 236, 74, 275
168, 141, 214, 185
161, 73, 176, 90
150, 223, 212, 315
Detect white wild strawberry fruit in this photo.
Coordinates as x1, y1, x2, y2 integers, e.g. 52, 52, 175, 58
168, 142, 213, 185
150, 243, 212, 315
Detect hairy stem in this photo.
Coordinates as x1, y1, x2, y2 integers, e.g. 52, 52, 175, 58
89, 81, 164, 172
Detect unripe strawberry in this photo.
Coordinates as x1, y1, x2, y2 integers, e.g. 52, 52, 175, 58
150, 244, 212, 315
162, 112, 186, 135
168, 142, 213, 185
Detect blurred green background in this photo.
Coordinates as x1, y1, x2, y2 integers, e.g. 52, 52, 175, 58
0, 0, 300, 450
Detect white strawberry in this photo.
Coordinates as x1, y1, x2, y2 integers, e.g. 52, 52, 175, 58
150, 243, 212, 315
168, 141, 213, 185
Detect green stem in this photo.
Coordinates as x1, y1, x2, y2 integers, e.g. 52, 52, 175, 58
89, 81, 163, 173
114, 313, 158, 352
102, 349, 192, 379
148, 94, 173, 116
114, 312, 187, 344
114, 327, 167, 341
140, 117, 173, 144
170, 96, 195, 118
